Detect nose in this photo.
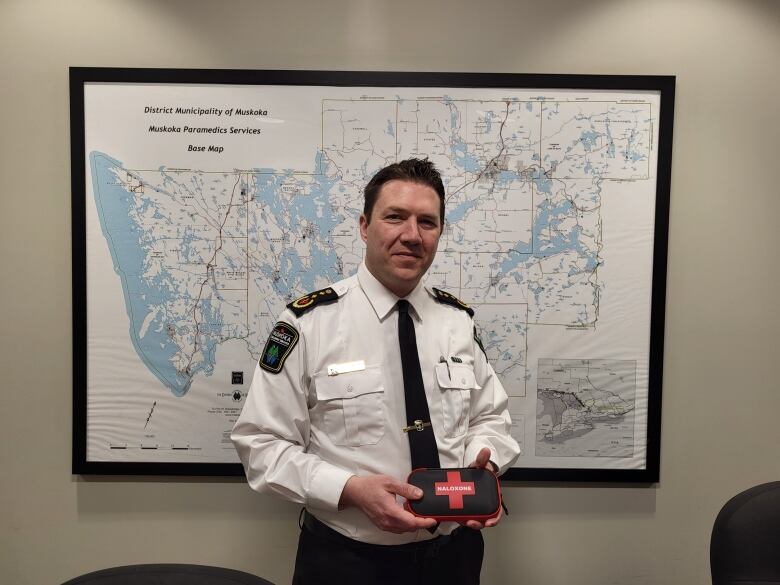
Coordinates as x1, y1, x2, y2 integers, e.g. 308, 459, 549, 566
399, 218, 422, 245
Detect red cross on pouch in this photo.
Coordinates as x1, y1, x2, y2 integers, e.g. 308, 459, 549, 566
434, 471, 476, 509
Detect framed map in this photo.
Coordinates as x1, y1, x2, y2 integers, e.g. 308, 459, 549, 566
71, 68, 674, 481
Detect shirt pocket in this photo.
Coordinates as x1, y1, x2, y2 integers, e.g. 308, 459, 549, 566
435, 363, 480, 438
314, 365, 386, 447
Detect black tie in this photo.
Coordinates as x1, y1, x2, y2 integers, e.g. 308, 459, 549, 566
397, 299, 440, 470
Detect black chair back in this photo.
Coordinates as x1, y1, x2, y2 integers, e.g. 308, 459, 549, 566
711, 481, 780, 585
62, 563, 274, 585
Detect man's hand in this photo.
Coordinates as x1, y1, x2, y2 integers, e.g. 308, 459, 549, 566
463, 447, 502, 530
339, 474, 438, 534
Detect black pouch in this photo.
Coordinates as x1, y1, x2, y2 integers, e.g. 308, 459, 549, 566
404, 467, 503, 522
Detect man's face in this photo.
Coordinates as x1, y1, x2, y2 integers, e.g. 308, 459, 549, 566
360, 179, 443, 297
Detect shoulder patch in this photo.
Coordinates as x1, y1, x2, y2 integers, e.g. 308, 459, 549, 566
431, 287, 474, 317
259, 321, 299, 374
287, 287, 339, 317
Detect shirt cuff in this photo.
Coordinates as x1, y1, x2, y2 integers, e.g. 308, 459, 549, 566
306, 463, 354, 512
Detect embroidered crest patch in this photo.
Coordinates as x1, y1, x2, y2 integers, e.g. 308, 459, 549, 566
259, 321, 299, 374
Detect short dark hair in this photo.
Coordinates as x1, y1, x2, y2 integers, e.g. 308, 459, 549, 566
363, 158, 445, 224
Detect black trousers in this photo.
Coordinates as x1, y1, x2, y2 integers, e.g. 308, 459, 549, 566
292, 513, 484, 585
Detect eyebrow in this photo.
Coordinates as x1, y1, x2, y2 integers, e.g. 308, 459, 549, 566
384, 206, 440, 223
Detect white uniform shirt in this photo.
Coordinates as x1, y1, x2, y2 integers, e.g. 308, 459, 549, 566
232, 263, 520, 545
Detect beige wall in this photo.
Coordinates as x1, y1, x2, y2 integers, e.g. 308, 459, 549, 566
1, 1, 779, 583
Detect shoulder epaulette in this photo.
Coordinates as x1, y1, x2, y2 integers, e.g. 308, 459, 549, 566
473, 325, 487, 359
287, 287, 339, 317
431, 287, 474, 317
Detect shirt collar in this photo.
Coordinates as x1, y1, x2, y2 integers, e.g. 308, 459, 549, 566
357, 262, 427, 322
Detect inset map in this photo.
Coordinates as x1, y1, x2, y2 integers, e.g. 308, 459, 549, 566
536, 358, 636, 457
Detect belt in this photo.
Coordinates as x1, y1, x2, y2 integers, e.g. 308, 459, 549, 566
301, 510, 464, 553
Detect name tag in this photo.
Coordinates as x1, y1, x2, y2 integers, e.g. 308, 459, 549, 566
327, 360, 366, 376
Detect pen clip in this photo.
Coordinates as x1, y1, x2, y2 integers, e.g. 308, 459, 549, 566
439, 356, 451, 379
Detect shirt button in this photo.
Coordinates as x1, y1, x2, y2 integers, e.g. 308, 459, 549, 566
461, 378, 466, 384
346, 384, 354, 393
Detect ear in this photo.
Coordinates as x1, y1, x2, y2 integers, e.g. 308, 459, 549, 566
359, 214, 370, 244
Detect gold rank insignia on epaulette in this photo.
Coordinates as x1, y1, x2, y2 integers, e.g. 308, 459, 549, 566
431, 287, 474, 317
287, 287, 339, 316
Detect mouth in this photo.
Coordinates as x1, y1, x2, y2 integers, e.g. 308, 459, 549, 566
393, 252, 421, 259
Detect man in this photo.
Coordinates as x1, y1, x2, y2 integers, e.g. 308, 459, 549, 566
232, 158, 520, 584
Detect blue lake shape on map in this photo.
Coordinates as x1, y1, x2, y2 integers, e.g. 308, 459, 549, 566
91, 152, 200, 396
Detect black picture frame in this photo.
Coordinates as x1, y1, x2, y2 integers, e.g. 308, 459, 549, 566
71, 67, 674, 481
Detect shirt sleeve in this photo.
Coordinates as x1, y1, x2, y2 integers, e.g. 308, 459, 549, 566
231, 311, 354, 511
463, 320, 522, 475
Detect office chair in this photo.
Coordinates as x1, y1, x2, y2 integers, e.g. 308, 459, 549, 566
710, 481, 780, 585
61, 563, 275, 585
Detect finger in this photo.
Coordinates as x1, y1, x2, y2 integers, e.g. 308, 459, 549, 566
484, 502, 503, 528
484, 510, 501, 527
392, 481, 425, 501
469, 447, 491, 468
397, 505, 437, 528
482, 504, 503, 528
386, 508, 436, 533
413, 516, 438, 529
